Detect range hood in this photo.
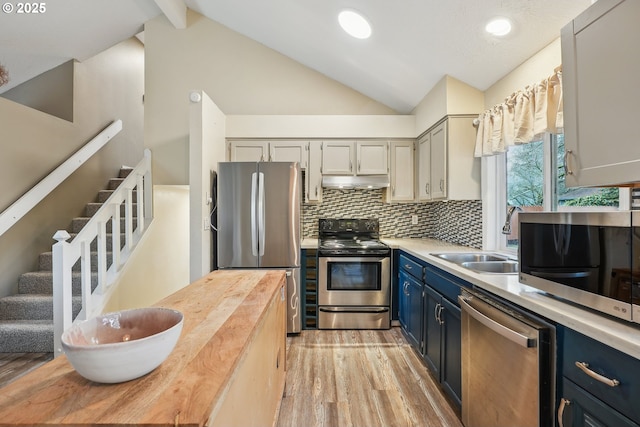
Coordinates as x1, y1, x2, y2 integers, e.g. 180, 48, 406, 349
321, 175, 390, 189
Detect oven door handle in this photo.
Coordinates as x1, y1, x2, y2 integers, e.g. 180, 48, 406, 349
319, 307, 389, 314
321, 256, 389, 263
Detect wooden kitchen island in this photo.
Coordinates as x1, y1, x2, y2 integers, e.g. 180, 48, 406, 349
0, 270, 287, 427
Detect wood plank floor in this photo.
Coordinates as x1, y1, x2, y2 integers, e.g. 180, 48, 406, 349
276, 328, 463, 427
0, 329, 463, 427
0, 352, 53, 389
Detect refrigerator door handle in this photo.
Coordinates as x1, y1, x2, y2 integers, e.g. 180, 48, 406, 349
258, 172, 266, 256
250, 172, 258, 256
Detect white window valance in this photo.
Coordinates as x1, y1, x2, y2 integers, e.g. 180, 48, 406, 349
474, 67, 563, 157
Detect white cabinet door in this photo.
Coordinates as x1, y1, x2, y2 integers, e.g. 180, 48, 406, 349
416, 116, 480, 203
388, 141, 415, 202
561, 0, 640, 187
307, 142, 322, 202
417, 133, 432, 201
322, 141, 355, 175
270, 141, 309, 169
430, 122, 447, 200
229, 141, 268, 162
357, 141, 388, 175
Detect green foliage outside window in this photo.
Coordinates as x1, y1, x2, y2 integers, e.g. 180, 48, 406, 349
507, 135, 618, 208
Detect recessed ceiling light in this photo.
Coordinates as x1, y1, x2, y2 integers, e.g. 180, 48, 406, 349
338, 10, 372, 39
485, 18, 512, 36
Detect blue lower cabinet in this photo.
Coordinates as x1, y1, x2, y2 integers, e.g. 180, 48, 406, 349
423, 284, 442, 376
440, 297, 462, 408
397, 251, 464, 411
423, 282, 462, 410
558, 326, 640, 426
398, 270, 423, 352
560, 378, 639, 427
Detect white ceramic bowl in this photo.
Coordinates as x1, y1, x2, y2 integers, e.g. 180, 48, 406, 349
61, 307, 184, 383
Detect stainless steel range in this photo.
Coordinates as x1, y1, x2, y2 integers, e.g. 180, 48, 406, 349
317, 218, 391, 330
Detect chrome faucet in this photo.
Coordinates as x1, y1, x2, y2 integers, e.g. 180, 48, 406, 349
502, 206, 522, 235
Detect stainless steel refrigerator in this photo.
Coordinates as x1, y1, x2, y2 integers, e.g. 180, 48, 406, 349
217, 162, 301, 333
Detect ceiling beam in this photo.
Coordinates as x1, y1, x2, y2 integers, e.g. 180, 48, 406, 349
154, 0, 187, 29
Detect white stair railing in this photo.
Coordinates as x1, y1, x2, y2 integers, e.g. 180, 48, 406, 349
0, 120, 123, 238
52, 149, 153, 356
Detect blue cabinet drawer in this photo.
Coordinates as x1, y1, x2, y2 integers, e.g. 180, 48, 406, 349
425, 267, 465, 305
562, 327, 640, 424
399, 254, 424, 281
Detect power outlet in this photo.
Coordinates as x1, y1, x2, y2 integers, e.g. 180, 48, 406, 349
204, 217, 211, 231
411, 215, 418, 225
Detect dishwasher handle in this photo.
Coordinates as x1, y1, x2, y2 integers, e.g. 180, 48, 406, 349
459, 295, 537, 348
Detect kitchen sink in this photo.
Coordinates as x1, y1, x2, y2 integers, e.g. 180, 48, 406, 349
432, 252, 508, 263
431, 252, 518, 275
460, 261, 519, 274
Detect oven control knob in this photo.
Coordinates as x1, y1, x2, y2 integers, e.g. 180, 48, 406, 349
364, 220, 377, 231
320, 219, 333, 230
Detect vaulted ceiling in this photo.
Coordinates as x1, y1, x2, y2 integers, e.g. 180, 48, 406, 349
0, 0, 592, 113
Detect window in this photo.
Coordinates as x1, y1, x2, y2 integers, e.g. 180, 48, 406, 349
485, 133, 625, 253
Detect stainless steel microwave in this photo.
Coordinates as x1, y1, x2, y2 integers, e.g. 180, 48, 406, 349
519, 211, 637, 322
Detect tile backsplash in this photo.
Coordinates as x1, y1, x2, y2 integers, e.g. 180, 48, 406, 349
303, 188, 482, 248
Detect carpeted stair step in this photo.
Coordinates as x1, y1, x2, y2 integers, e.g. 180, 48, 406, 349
97, 189, 138, 203
1, 167, 137, 353
0, 295, 81, 321
107, 178, 125, 190
85, 202, 139, 218
18, 271, 99, 295
0, 320, 54, 353
69, 232, 127, 251
38, 251, 113, 272
70, 217, 136, 233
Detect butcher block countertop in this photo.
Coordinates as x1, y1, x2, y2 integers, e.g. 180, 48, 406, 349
0, 269, 287, 426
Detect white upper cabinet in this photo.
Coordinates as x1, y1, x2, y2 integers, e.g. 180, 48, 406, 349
321, 141, 355, 175
228, 140, 309, 169
561, 0, 640, 187
387, 140, 415, 202
356, 141, 389, 175
417, 133, 432, 201
416, 116, 480, 202
306, 142, 323, 203
269, 141, 309, 169
229, 141, 268, 162
430, 122, 447, 200
322, 141, 389, 175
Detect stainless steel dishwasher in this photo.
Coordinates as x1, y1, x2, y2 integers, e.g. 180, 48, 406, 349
459, 288, 555, 427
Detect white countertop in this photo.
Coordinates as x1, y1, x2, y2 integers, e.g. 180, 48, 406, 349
301, 238, 318, 249
384, 238, 640, 359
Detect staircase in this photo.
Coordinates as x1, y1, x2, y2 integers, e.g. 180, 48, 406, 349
0, 168, 135, 353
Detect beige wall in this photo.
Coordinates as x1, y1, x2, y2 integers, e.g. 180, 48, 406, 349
0, 38, 145, 297
225, 115, 415, 139
1, 60, 74, 122
103, 185, 190, 312
144, 10, 398, 185
189, 91, 226, 280
412, 75, 484, 136
483, 38, 562, 108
